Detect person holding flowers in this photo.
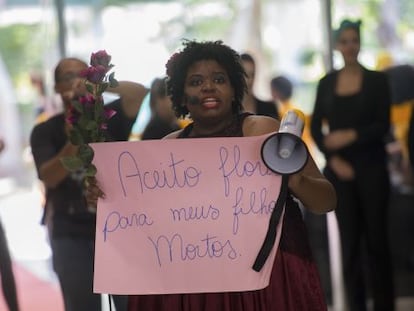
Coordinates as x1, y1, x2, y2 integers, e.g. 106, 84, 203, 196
30, 51, 147, 311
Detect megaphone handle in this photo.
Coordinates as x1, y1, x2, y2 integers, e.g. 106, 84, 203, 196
252, 175, 289, 272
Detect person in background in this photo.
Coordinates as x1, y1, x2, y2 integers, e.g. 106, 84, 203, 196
270, 75, 294, 117
409, 110, 414, 177
31, 72, 60, 124
141, 76, 180, 140
310, 19, 394, 311
270, 75, 315, 156
87, 39, 337, 311
0, 137, 20, 311
375, 53, 414, 192
29, 57, 148, 311
240, 53, 278, 119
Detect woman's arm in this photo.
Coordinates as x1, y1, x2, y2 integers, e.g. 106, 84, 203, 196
287, 155, 337, 214
38, 142, 78, 189
244, 115, 337, 214
108, 81, 149, 119
310, 77, 330, 155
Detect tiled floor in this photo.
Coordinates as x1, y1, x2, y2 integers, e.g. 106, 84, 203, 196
306, 189, 414, 311
0, 180, 112, 311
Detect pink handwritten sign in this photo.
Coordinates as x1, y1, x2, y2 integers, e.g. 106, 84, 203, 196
91, 135, 284, 295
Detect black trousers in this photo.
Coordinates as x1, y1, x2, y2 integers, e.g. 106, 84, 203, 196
324, 165, 395, 311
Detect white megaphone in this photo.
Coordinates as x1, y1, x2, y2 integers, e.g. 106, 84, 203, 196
261, 109, 309, 175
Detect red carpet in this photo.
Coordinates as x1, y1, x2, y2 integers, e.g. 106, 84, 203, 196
0, 263, 64, 311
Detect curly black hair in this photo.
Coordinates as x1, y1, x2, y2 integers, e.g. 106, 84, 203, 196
165, 39, 247, 118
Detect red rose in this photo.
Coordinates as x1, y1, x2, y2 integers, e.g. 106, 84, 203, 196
80, 65, 107, 84
79, 94, 95, 108
90, 50, 112, 69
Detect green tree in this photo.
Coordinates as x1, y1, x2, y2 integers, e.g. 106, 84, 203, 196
0, 23, 49, 84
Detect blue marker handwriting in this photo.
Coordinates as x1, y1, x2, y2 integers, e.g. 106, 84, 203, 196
232, 187, 276, 234
218, 145, 272, 197
118, 151, 202, 196
103, 210, 154, 241
170, 204, 220, 222
148, 233, 238, 266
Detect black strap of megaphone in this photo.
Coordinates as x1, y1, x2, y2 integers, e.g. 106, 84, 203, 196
252, 174, 289, 272
108, 294, 113, 311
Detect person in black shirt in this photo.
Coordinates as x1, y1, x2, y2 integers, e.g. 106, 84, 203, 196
409, 111, 414, 176
30, 57, 148, 311
240, 53, 278, 119
141, 77, 180, 140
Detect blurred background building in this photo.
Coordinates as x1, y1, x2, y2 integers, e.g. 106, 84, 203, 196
2, 0, 414, 178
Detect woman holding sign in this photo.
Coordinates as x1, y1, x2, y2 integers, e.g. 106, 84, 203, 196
88, 40, 336, 310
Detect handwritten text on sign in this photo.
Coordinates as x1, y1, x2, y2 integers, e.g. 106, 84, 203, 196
91, 135, 283, 295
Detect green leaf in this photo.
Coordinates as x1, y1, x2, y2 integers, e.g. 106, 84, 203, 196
79, 144, 94, 163
85, 120, 98, 131
60, 155, 85, 172
86, 83, 94, 94
84, 163, 97, 177
94, 99, 103, 116
71, 100, 84, 113
78, 116, 89, 129
108, 72, 119, 87
98, 82, 109, 94
79, 110, 94, 126
69, 127, 84, 145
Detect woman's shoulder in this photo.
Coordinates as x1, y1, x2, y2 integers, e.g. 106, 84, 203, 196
362, 66, 387, 78
243, 114, 280, 137
361, 67, 389, 87
320, 70, 338, 82
316, 70, 338, 90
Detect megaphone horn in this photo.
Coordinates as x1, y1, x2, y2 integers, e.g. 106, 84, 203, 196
261, 109, 309, 175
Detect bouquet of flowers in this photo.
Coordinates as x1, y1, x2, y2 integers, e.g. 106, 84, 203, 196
61, 50, 118, 184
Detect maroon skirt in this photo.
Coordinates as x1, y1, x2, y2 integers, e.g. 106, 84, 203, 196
128, 201, 327, 311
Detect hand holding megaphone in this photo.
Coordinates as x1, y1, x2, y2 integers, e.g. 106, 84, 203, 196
261, 109, 309, 175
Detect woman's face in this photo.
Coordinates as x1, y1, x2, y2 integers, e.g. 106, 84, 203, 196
241, 60, 255, 93
336, 28, 360, 65
183, 59, 235, 124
